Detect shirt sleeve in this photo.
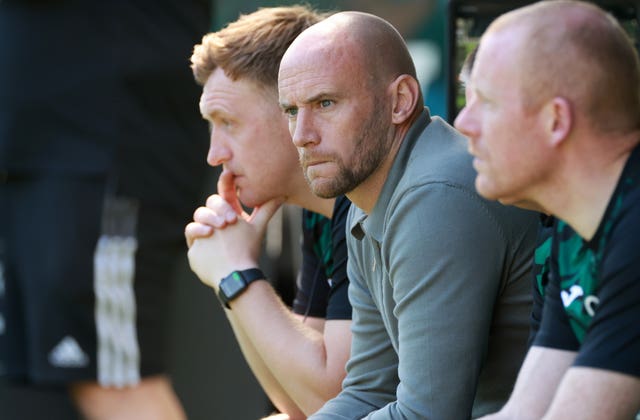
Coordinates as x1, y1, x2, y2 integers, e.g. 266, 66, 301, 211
326, 195, 352, 320
528, 215, 555, 345
292, 209, 330, 318
532, 267, 582, 351
574, 201, 640, 377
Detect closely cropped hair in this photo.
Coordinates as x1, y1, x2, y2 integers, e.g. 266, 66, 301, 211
459, 45, 478, 86
491, 0, 640, 133
191, 5, 329, 88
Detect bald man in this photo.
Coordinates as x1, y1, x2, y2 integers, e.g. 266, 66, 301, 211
455, 1, 640, 418
279, 11, 539, 419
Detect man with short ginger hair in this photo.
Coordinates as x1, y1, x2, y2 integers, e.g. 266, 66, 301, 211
455, 1, 640, 418
185, 6, 353, 419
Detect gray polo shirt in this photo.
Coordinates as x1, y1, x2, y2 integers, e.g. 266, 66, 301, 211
312, 109, 538, 419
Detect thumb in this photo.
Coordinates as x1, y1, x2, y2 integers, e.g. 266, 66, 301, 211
248, 197, 284, 233
217, 169, 244, 215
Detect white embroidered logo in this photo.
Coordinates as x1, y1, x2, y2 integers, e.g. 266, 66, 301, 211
584, 295, 600, 317
560, 285, 584, 307
48, 336, 89, 368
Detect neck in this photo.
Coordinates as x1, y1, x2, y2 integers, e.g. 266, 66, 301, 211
288, 191, 335, 218
347, 123, 411, 214
545, 135, 637, 240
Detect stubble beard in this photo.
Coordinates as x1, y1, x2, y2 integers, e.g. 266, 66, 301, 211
302, 102, 391, 199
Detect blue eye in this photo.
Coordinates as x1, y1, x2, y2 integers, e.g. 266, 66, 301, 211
320, 99, 332, 108
284, 107, 298, 117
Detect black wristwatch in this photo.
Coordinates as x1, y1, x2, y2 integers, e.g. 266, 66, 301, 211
217, 268, 265, 309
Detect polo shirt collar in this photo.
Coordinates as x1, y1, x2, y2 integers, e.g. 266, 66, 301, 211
350, 108, 432, 242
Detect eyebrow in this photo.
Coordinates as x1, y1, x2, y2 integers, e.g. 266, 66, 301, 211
201, 108, 225, 121
474, 84, 489, 101
279, 92, 334, 110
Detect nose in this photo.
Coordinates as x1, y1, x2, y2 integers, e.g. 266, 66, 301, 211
454, 103, 478, 143
454, 105, 469, 135
290, 109, 319, 148
206, 132, 232, 167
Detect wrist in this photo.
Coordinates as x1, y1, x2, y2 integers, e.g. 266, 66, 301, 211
212, 259, 260, 290
217, 267, 266, 309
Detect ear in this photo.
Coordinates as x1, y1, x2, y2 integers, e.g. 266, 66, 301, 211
543, 96, 573, 148
390, 74, 420, 125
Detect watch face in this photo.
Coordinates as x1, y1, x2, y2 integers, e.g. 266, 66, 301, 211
220, 271, 246, 299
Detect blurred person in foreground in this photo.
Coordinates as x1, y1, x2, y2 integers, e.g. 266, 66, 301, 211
0, 1, 212, 418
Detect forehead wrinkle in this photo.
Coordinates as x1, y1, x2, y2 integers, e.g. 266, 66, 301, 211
202, 71, 277, 117
199, 88, 236, 118
292, 72, 340, 97
280, 40, 364, 100
280, 57, 336, 100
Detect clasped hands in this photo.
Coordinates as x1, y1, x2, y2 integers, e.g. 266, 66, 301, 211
185, 170, 284, 291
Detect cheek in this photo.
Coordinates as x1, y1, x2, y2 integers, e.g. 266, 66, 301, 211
484, 113, 516, 154
271, 129, 300, 166
496, 142, 535, 188
491, 138, 520, 172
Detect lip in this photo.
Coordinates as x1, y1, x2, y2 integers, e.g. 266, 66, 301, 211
472, 157, 486, 171
226, 171, 244, 186
223, 167, 242, 178
302, 154, 331, 167
221, 165, 238, 175
467, 143, 478, 157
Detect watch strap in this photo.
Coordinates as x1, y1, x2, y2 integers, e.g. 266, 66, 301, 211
218, 268, 265, 309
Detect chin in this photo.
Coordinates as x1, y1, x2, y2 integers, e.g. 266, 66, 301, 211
309, 180, 342, 199
499, 197, 544, 212
237, 191, 263, 209
312, 189, 337, 199
475, 179, 499, 201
